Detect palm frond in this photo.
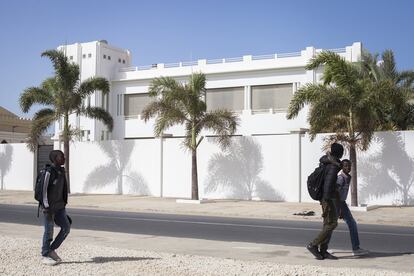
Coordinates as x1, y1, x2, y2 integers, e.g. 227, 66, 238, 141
26, 112, 56, 152
142, 101, 187, 123
199, 110, 239, 148
154, 115, 185, 137
19, 87, 53, 113
189, 72, 206, 98
306, 51, 359, 89
77, 77, 110, 98
81, 106, 113, 131
287, 84, 331, 119
41, 50, 79, 91
33, 108, 56, 121
148, 76, 182, 97
381, 50, 397, 81
398, 70, 414, 87
360, 50, 380, 81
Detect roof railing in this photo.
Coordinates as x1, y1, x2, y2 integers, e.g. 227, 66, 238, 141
118, 47, 345, 72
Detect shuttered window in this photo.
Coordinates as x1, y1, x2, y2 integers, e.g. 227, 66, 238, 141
206, 87, 244, 112
124, 93, 152, 117
251, 84, 293, 111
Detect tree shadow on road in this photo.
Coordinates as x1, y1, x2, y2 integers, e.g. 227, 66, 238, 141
61, 256, 159, 265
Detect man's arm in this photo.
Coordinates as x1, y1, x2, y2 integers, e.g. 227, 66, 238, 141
42, 171, 51, 209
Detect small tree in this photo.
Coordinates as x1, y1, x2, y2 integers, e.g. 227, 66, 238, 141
362, 50, 414, 130
143, 73, 239, 200
20, 50, 113, 191
287, 51, 383, 206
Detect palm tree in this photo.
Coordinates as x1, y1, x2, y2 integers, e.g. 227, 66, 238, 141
361, 50, 414, 130
143, 72, 239, 200
287, 51, 382, 206
20, 50, 113, 191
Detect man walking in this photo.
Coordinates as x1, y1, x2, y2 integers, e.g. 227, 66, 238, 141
306, 143, 343, 260
41, 150, 71, 265
337, 159, 369, 256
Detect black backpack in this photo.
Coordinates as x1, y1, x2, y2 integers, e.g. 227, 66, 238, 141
34, 164, 52, 216
307, 164, 326, 200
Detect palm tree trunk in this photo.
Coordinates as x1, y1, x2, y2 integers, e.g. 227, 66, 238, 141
350, 144, 358, 206
63, 113, 71, 193
191, 149, 199, 200
191, 125, 199, 200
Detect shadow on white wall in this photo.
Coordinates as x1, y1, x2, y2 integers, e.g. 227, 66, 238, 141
359, 132, 414, 205
204, 136, 284, 201
0, 145, 13, 190
83, 140, 149, 195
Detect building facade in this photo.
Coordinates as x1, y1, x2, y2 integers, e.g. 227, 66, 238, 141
0, 106, 33, 144
53, 41, 362, 144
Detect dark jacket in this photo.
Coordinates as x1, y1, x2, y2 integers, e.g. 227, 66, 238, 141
42, 165, 68, 212
319, 153, 341, 200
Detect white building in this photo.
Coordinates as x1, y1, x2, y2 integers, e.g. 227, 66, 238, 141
54, 40, 362, 144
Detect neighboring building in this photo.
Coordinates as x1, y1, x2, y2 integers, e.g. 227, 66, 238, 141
0, 106, 52, 145
53, 40, 362, 144
0, 107, 32, 143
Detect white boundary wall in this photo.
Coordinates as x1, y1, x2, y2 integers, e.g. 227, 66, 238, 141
1, 131, 414, 205
0, 143, 34, 191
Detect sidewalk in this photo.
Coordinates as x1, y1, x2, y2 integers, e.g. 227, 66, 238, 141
0, 190, 413, 275
0, 190, 413, 227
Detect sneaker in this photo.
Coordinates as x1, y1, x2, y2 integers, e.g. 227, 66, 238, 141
321, 251, 338, 260
48, 250, 62, 262
42, 256, 57, 266
353, 247, 369, 256
306, 244, 324, 260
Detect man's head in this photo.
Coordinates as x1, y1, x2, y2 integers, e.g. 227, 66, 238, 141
49, 150, 65, 166
341, 159, 351, 174
330, 143, 344, 159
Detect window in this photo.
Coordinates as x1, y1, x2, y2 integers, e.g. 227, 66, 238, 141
82, 130, 90, 141
124, 93, 152, 117
122, 59, 125, 64
206, 87, 244, 112
118, 58, 121, 63
69, 56, 73, 60
88, 53, 92, 58
108, 55, 111, 60
251, 83, 293, 112
82, 54, 86, 59
103, 54, 106, 59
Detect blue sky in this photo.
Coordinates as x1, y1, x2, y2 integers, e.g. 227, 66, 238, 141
1, 0, 413, 118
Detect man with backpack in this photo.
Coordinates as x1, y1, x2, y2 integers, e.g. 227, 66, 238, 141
37, 150, 71, 265
306, 143, 343, 260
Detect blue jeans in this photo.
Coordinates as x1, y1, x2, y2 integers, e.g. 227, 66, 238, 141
42, 208, 71, 256
337, 201, 360, 250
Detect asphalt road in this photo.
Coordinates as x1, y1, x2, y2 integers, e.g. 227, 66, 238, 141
0, 204, 413, 253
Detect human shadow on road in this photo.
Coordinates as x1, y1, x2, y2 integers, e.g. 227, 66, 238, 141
333, 251, 412, 259
61, 256, 159, 264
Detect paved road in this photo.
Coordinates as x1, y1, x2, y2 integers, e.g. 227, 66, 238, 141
1, 204, 413, 253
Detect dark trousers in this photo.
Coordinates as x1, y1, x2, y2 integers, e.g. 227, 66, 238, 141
41, 208, 71, 256
310, 199, 338, 252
